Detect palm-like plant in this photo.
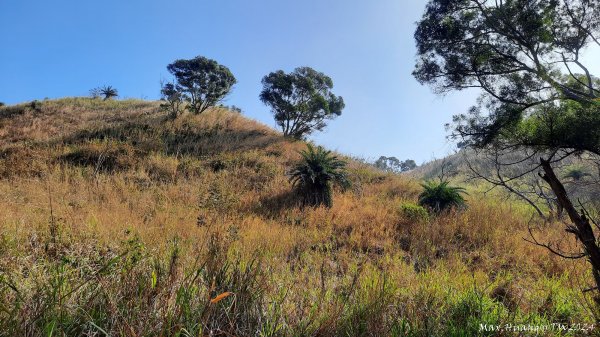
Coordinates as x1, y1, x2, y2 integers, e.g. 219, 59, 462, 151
289, 144, 350, 208
418, 180, 467, 212
100, 85, 118, 100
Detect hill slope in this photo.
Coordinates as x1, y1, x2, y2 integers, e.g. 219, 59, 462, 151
0, 98, 594, 336
410, 149, 600, 218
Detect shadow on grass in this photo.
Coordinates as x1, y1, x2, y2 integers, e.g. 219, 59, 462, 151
251, 188, 302, 219
61, 120, 284, 157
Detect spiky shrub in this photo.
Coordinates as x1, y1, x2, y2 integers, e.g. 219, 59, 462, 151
289, 144, 350, 208
418, 180, 467, 213
99, 85, 118, 100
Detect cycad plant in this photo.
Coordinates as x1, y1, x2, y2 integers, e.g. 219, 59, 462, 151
418, 180, 467, 213
100, 85, 119, 100
289, 144, 350, 208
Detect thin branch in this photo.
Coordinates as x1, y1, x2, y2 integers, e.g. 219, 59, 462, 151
524, 226, 586, 260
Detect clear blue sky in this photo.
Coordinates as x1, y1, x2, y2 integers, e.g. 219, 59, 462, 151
0, 0, 483, 163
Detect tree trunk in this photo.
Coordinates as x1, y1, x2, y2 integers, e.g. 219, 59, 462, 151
540, 158, 600, 294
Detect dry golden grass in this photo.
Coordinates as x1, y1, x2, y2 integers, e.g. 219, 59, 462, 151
0, 98, 597, 336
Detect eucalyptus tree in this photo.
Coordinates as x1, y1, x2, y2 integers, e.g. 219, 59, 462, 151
167, 56, 236, 114
260, 67, 344, 139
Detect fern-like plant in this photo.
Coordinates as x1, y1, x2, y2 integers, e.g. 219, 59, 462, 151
418, 180, 467, 212
100, 85, 119, 100
289, 144, 350, 208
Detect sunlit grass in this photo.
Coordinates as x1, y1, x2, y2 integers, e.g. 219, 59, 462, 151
0, 98, 596, 336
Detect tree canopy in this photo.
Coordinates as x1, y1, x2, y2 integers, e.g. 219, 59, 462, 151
374, 156, 417, 172
167, 56, 236, 114
414, 0, 600, 152
260, 67, 345, 139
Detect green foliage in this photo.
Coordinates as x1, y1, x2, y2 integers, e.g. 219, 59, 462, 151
375, 156, 417, 173
400, 202, 429, 222
414, 0, 600, 152
443, 289, 506, 337
159, 82, 184, 119
375, 156, 400, 172
99, 85, 118, 100
0, 231, 268, 336
510, 100, 600, 155
89, 86, 118, 100
402, 159, 417, 172
219, 104, 242, 113
166, 56, 236, 114
418, 181, 467, 212
29, 100, 42, 111
289, 144, 350, 208
260, 67, 344, 139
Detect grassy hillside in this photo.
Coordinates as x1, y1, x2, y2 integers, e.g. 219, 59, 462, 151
0, 98, 596, 336
411, 150, 600, 217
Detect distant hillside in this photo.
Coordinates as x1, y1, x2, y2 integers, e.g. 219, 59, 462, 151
410, 148, 600, 215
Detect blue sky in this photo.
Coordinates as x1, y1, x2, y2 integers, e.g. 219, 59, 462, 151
0, 1, 503, 162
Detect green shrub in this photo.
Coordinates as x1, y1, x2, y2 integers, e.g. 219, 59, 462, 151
400, 202, 429, 222
418, 180, 467, 212
444, 289, 506, 336
290, 144, 350, 208
30, 100, 42, 111
160, 82, 184, 119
